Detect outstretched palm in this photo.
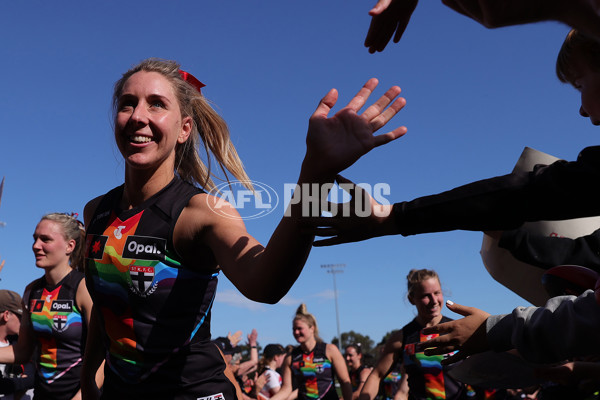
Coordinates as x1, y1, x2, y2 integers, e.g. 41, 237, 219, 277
304, 78, 407, 180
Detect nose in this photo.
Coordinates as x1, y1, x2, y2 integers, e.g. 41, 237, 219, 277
580, 106, 589, 118
130, 104, 149, 125
32, 238, 42, 251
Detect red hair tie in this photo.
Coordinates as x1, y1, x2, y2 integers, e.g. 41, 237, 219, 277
179, 70, 205, 93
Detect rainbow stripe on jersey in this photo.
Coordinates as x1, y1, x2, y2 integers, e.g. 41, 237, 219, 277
85, 178, 218, 384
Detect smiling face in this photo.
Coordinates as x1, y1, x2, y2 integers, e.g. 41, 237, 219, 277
409, 277, 443, 324
115, 71, 192, 173
292, 318, 315, 345
32, 219, 74, 271
345, 346, 362, 370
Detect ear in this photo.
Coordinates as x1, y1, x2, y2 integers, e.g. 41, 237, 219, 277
178, 116, 193, 144
407, 294, 415, 305
65, 238, 76, 255
0, 310, 9, 323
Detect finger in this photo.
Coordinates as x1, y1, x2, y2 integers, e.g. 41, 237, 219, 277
445, 301, 476, 317
365, 17, 380, 50
361, 86, 402, 121
423, 345, 458, 357
372, 127, 407, 147
365, 12, 396, 52
418, 335, 448, 348
312, 89, 339, 119
369, 96, 407, 132
345, 79, 379, 112
370, 15, 398, 53
368, 0, 393, 16
392, 0, 418, 43
392, 19, 410, 43
422, 322, 453, 336
441, 351, 468, 365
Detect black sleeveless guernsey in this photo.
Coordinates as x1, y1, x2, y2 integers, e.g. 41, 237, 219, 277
85, 176, 237, 400
349, 364, 366, 392
23, 269, 85, 400
401, 317, 468, 400
290, 342, 338, 400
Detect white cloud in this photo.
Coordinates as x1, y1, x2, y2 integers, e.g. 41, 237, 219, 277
215, 289, 329, 310
215, 290, 266, 311
278, 294, 302, 306
312, 289, 337, 300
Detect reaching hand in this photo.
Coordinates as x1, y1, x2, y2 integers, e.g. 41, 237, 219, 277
307, 175, 397, 246
247, 328, 258, 346
0, 258, 4, 275
365, 0, 419, 53
417, 301, 490, 364
303, 78, 407, 182
228, 330, 243, 347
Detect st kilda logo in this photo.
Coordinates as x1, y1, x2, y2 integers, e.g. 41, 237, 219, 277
51, 301, 73, 332
123, 236, 166, 297
53, 315, 68, 332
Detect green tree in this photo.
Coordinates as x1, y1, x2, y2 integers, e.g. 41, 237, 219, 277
331, 330, 375, 360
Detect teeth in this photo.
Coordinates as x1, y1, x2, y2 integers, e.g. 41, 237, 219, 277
131, 136, 152, 143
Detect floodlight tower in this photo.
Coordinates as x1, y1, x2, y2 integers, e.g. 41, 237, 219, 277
321, 263, 345, 347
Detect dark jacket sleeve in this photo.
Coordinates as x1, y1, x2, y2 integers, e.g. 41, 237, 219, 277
486, 290, 600, 363
393, 146, 600, 236
0, 361, 35, 394
498, 228, 600, 272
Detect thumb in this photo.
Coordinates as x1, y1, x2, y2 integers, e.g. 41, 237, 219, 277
445, 300, 474, 317
369, 0, 392, 15
312, 89, 338, 119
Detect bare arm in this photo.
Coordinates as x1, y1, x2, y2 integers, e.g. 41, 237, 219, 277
351, 367, 372, 400
365, 0, 600, 52
80, 201, 106, 400
359, 331, 404, 400
442, 0, 600, 38
327, 343, 353, 400
178, 80, 407, 303
393, 371, 408, 400
270, 355, 294, 400
0, 295, 36, 365
238, 329, 259, 377
80, 307, 105, 400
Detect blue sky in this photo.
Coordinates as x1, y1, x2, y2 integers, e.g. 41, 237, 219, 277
1, 2, 597, 349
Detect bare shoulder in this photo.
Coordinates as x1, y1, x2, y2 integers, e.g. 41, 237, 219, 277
325, 343, 343, 358
186, 192, 243, 219
76, 275, 92, 304
174, 193, 251, 268
177, 192, 245, 236
360, 366, 372, 378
